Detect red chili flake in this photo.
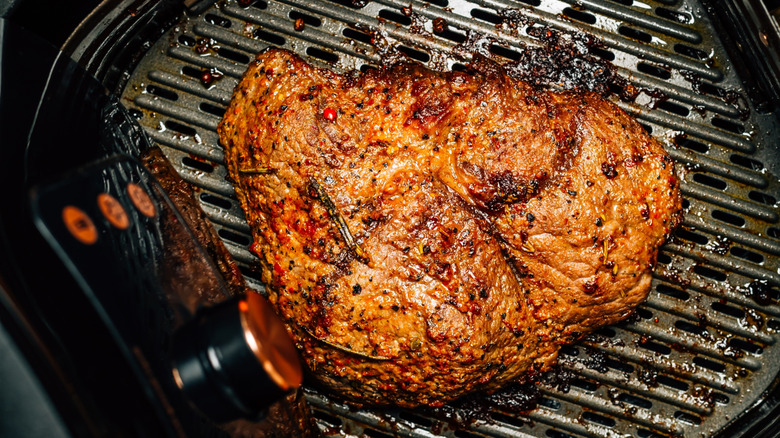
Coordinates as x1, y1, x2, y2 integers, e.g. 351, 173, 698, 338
323, 107, 337, 121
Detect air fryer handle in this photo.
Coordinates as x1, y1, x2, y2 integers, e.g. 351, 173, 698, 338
170, 293, 303, 422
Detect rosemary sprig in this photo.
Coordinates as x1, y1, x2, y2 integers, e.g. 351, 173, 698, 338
238, 166, 274, 175
309, 177, 369, 263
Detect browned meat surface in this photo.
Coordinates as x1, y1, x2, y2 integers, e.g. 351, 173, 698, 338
218, 48, 682, 408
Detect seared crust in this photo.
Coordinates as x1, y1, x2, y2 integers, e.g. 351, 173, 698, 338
218, 49, 682, 407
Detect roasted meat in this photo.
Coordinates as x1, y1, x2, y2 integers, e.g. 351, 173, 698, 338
218, 48, 682, 407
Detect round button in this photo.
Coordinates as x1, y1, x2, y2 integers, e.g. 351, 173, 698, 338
97, 193, 130, 230
62, 206, 98, 245
127, 183, 156, 218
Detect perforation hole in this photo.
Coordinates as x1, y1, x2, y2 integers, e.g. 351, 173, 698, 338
437, 28, 467, 43
471, 8, 503, 24
730, 154, 764, 171
639, 340, 671, 355
675, 320, 707, 337
546, 430, 577, 438
619, 26, 653, 44
455, 431, 483, 438
323, 0, 367, 9
146, 85, 178, 101
200, 102, 226, 118
731, 246, 764, 264
363, 428, 393, 438
562, 7, 597, 24
426, 0, 448, 6
655, 7, 692, 23
712, 209, 746, 227
675, 43, 708, 60
582, 412, 616, 428
749, 191, 777, 205
674, 228, 709, 245
539, 397, 561, 410
306, 47, 339, 63
253, 28, 285, 46
638, 429, 665, 438
489, 45, 521, 61
657, 252, 672, 264
182, 156, 214, 173
712, 301, 746, 319
657, 100, 690, 117
639, 123, 653, 134
712, 392, 730, 404
165, 120, 197, 136
178, 35, 196, 46
637, 62, 671, 79
711, 116, 745, 134
452, 63, 468, 72
768, 319, 780, 331
606, 0, 632, 5
589, 46, 615, 61
657, 375, 689, 391
378, 9, 412, 26
635, 308, 654, 320
571, 378, 598, 391
617, 393, 652, 409
205, 13, 231, 28
596, 327, 616, 338
491, 412, 528, 428
677, 137, 709, 153
560, 345, 579, 356
693, 265, 727, 281
606, 357, 634, 373
692, 173, 727, 190
729, 338, 763, 354
398, 46, 430, 62
656, 284, 690, 301
769, 227, 780, 239
218, 228, 251, 246
289, 10, 322, 27
693, 356, 726, 373
343, 28, 372, 45
200, 193, 231, 209
182, 65, 203, 79
698, 82, 726, 97
400, 412, 433, 428
217, 47, 250, 64
238, 0, 267, 8
674, 411, 702, 425
239, 265, 263, 282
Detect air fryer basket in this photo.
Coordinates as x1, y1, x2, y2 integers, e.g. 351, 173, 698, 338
70, 0, 780, 436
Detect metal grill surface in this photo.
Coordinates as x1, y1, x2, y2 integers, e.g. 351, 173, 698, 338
118, 0, 780, 436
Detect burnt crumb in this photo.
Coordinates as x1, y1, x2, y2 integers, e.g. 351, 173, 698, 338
500, 28, 620, 95
432, 17, 448, 34
352, 284, 362, 295
526, 213, 535, 222
583, 349, 608, 373
601, 162, 618, 179
747, 280, 774, 306
637, 366, 659, 387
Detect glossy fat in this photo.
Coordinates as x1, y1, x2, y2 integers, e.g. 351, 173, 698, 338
218, 49, 682, 407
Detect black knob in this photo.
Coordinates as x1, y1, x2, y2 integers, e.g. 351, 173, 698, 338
170, 294, 302, 422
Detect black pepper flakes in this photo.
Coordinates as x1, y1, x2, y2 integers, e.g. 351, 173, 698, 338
352, 284, 362, 295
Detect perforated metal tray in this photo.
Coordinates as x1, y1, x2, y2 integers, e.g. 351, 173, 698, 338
115, 0, 780, 436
